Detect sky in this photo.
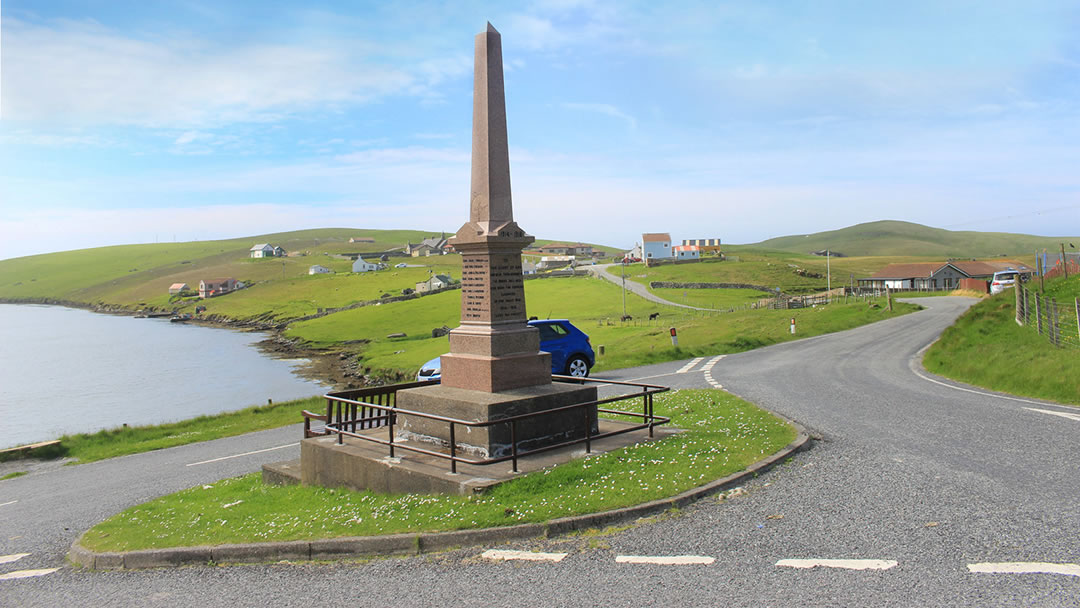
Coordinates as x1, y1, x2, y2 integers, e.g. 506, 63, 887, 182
2, 0, 1079, 260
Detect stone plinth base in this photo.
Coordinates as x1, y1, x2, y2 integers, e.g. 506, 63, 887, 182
395, 382, 597, 459
292, 419, 681, 496
439, 351, 551, 392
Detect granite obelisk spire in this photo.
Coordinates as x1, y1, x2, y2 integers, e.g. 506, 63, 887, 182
440, 23, 551, 392
470, 22, 514, 232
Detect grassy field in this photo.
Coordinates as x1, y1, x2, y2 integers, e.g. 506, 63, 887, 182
924, 276, 1080, 405
626, 252, 951, 297
172, 259, 464, 322
79, 389, 796, 552
650, 286, 769, 309
285, 275, 919, 377
0, 397, 323, 463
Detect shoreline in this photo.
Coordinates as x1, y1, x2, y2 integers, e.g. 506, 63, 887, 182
0, 298, 385, 392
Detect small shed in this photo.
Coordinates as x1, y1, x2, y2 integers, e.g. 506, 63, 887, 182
308, 265, 332, 275
673, 245, 701, 260
168, 282, 189, 295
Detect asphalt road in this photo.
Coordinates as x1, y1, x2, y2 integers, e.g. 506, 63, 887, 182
2, 296, 1078, 606
586, 263, 714, 310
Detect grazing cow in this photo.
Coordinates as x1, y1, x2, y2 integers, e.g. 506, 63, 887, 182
648, 312, 660, 321
620, 315, 633, 322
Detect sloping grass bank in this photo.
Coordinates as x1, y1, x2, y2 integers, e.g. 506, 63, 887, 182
924, 277, 1080, 405
80, 389, 796, 552
0, 396, 323, 464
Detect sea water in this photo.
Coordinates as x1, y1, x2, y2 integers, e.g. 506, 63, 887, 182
0, 304, 331, 448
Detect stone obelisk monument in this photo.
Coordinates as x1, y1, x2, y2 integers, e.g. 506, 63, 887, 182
439, 23, 550, 392
395, 23, 596, 458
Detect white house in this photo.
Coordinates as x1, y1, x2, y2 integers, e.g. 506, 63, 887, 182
415, 274, 453, 293
168, 282, 189, 295
672, 244, 701, 261
642, 233, 672, 262
308, 265, 333, 275
522, 259, 538, 275
352, 258, 379, 273
250, 244, 275, 258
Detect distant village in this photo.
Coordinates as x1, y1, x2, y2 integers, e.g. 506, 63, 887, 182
168, 232, 729, 305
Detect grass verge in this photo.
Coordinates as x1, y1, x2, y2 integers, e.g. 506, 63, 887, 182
924, 277, 1080, 405
1, 471, 28, 480
6, 396, 323, 464
80, 389, 796, 552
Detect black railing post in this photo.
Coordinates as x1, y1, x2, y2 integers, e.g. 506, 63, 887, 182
388, 405, 396, 458
584, 405, 592, 454
648, 393, 655, 438
511, 420, 519, 473
325, 398, 333, 433
450, 423, 457, 474
336, 401, 343, 444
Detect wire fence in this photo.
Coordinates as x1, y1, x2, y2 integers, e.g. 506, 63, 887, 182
1014, 283, 1080, 350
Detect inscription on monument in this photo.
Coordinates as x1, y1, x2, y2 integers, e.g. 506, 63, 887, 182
461, 253, 525, 323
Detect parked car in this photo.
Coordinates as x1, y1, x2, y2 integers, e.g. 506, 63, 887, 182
990, 269, 1021, 295
417, 319, 595, 381
395, 262, 407, 268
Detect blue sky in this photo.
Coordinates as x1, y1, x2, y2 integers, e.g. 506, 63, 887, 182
2, 0, 1079, 260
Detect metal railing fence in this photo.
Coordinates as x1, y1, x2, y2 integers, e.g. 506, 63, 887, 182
1015, 284, 1080, 350
303, 376, 670, 474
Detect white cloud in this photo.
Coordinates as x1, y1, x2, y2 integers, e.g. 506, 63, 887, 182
561, 102, 637, 130
1, 18, 416, 128
174, 131, 211, 145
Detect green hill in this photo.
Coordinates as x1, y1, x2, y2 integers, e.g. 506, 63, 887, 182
750, 220, 1078, 258
0, 228, 619, 310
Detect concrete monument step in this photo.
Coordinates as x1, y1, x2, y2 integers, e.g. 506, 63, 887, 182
270, 419, 682, 496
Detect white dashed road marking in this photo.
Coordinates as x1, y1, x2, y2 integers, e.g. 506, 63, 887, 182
186, 443, 297, 466
482, 550, 568, 562
776, 559, 898, 571
0, 554, 30, 565
703, 355, 726, 389
676, 357, 705, 374
0, 501, 17, 508
615, 555, 716, 565
0, 568, 59, 580
968, 562, 1080, 577
1024, 407, 1080, 423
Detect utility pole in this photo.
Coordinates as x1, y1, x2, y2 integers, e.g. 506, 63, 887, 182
621, 260, 627, 318
826, 249, 831, 303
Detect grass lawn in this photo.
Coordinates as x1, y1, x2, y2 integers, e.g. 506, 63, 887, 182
79, 389, 796, 552
924, 275, 1080, 405
9, 397, 324, 464
286, 275, 919, 376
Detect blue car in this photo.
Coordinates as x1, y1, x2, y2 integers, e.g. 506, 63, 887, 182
417, 319, 595, 381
